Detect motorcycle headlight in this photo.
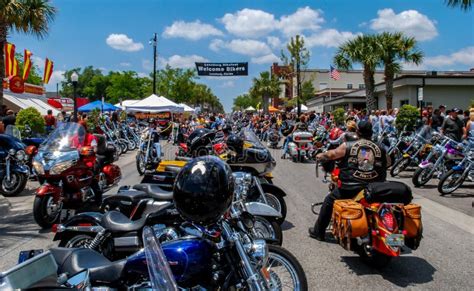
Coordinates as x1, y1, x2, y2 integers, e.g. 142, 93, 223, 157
245, 239, 268, 267
32, 161, 44, 175
8, 149, 16, 156
49, 160, 76, 175
15, 150, 26, 161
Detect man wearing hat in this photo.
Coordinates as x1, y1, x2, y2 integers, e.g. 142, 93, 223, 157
309, 121, 388, 241
441, 108, 465, 142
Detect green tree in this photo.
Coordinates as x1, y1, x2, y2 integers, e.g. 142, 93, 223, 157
15, 107, 45, 134
0, 0, 56, 107
61, 66, 104, 99
377, 32, 423, 110
233, 94, 258, 111
446, 0, 471, 10
250, 71, 281, 114
106, 71, 145, 104
301, 80, 315, 103
395, 105, 420, 131
14, 52, 42, 85
332, 108, 346, 126
281, 35, 310, 115
334, 34, 380, 111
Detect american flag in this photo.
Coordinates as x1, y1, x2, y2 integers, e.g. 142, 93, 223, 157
330, 66, 341, 80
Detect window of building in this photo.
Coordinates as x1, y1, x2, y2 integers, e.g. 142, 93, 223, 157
400, 99, 409, 106
319, 82, 328, 90
347, 84, 353, 89
359, 84, 365, 89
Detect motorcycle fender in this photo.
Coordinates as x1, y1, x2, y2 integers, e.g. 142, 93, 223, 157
12, 164, 29, 175
260, 183, 287, 197
245, 202, 282, 218
52, 212, 104, 241
36, 184, 61, 201
419, 162, 433, 169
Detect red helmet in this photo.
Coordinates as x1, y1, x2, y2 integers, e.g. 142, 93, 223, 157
329, 127, 343, 140
422, 110, 428, 117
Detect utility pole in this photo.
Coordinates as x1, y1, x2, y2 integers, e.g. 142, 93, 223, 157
296, 61, 301, 116
151, 33, 157, 95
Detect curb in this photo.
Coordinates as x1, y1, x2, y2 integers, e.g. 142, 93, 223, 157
0, 194, 11, 217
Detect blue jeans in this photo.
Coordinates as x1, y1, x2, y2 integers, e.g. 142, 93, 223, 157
282, 136, 292, 155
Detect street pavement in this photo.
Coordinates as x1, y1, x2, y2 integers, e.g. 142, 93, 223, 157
0, 142, 473, 290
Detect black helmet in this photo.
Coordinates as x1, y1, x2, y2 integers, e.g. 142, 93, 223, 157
226, 134, 244, 153
188, 128, 211, 145
173, 156, 234, 225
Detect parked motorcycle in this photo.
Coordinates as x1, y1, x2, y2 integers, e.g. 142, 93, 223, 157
32, 123, 121, 228
136, 124, 162, 175
438, 149, 474, 195
267, 127, 280, 149
288, 130, 314, 162
0, 133, 29, 196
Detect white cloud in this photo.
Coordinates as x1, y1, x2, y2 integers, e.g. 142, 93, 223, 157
137, 72, 150, 78
267, 36, 282, 49
119, 62, 131, 67
278, 6, 324, 36
220, 80, 235, 88
251, 53, 280, 64
106, 33, 144, 52
159, 54, 209, 68
221, 8, 278, 38
369, 9, 438, 41
209, 39, 271, 56
163, 20, 224, 40
424, 47, 474, 68
45, 70, 65, 90
31, 56, 44, 67
305, 29, 360, 48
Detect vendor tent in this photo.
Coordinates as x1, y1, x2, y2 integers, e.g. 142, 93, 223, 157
115, 100, 138, 110
179, 103, 195, 113
125, 94, 183, 113
268, 106, 279, 113
291, 104, 308, 113
4, 93, 60, 116
78, 100, 120, 112
244, 106, 256, 112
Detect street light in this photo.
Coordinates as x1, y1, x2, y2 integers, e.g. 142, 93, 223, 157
149, 33, 157, 95
71, 72, 79, 122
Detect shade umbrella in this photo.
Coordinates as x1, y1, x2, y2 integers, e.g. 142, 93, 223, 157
268, 106, 279, 113
78, 100, 120, 112
179, 103, 195, 113
245, 106, 256, 112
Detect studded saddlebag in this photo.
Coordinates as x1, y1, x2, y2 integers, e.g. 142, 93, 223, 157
332, 200, 368, 249
403, 203, 423, 250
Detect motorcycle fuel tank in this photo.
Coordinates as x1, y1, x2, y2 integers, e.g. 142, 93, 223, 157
102, 164, 121, 185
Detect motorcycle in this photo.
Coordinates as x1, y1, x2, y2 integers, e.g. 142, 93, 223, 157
32, 123, 121, 228
437, 148, 474, 195
266, 127, 280, 149
136, 124, 162, 175
288, 130, 314, 162
0, 133, 29, 196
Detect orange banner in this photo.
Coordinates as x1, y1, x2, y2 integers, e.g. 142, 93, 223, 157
4, 43, 15, 77
43, 58, 53, 84
22, 49, 33, 80
12, 57, 19, 76
24, 83, 45, 95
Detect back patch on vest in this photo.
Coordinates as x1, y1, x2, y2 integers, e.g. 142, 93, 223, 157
348, 140, 381, 180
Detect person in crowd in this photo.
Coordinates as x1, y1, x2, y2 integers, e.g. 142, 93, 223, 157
44, 109, 56, 133
309, 121, 388, 241
431, 109, 444, 131
463, 109, 474, 144
280, 114, 294, 159
441, 108, 465, 142
2, 109, 16, 128
439, 105, 447, 118
463, 110, 470, 127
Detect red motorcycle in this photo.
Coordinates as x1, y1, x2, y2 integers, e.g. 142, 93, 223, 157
32, 123, 121, 228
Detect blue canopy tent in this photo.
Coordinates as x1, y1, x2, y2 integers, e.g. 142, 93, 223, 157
78, 100, 120, 112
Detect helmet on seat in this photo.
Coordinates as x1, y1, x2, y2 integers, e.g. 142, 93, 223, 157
173, 156, 234, 225
226, 134, 244, 153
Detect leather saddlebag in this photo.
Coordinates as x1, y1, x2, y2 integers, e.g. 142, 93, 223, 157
403, 204, 423, 249
364, 181, 413, 205
332, 200, 368, 249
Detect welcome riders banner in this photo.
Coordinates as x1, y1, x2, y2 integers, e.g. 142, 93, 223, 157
195, 62, 248, 76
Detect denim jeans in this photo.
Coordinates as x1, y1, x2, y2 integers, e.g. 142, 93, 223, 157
282, 136, 292, 155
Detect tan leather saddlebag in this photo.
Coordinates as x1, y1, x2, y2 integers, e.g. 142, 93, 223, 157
332, 200, 369, 249
403, 204, 422, 238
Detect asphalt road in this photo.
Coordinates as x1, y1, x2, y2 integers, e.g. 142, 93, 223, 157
1, 142, 473, 290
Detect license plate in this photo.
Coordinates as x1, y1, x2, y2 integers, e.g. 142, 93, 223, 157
386, 234, 405, 247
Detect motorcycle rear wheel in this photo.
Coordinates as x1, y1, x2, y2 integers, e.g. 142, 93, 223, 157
438, 169, 465, 195
253, 216, 283, 245
357, 244, 392, 268
412, 167, 433, 187
0, 172, 27, 197
33, 196, 61, 229
266, 245, 308, 291
390, 157, 410, 177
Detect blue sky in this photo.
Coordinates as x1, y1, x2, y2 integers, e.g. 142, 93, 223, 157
9, 0, 474, 111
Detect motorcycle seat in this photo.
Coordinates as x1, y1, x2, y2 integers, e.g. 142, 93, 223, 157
101, 210, 147, 233
96, 154, 114, 167
132, 183, 173, 201
164, 165, 181, 175
113, 190, 150, 203
50, 247, 126, 283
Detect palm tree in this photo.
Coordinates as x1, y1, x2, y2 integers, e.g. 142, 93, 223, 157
446, 0, 471, 10
251, 71, 281, 114
334, 34, 380, 111
0, 0, 56, 107
377, 32, 423, 110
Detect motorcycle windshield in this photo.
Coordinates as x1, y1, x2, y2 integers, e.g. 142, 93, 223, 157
4, 125, 21, 140
40, 122, 86, 152
240, 128, 265, 149
142, 226, 177, 291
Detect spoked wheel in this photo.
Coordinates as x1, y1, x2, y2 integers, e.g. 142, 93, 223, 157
412, 167, 434, 187
59, 234, 94, 248
253, 216, 283, 245
136, 152, 146, 176
390, 157, 410, 177
126, 139, 137, 151
265, 245, 308, 291
0, 172, 27, 197
438, 169, 465, 195
119, 140, 128, 154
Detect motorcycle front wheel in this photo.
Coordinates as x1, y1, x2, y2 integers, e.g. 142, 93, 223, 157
136, 152, 146, 176
119, 140, 128, 154
253, 216, 283, 245
438, 169, 465, 195
0, 172, 27, 197
127, 139, 137, 151
265, 245, 308, 291
255, 187, 287, 225
390, 157, 410, 177
412, 167, 433, 187
33, 196, 61, 229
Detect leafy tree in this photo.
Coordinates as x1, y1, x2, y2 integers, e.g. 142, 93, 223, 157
332, 108, 346, 126
377, 32, 423, 110
334, 34, 380, 111
446, 0, 471, 10
250, 71, 281, 114
14, 52, 42, 85
15, 107, 45, 134
86, 108, 101, 133
281, 35, 310, 115
61, 66, 104, 100
233, 94, 258, 111
0, 0, 56, 107
395, 105, 420, 131
301, 80, 315, 103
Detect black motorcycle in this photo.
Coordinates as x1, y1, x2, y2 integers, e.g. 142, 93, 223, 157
0, 133, 29, 196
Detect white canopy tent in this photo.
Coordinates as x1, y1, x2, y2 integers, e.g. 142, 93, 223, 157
291, 104, 308, 113
124, 94, 184, 113
179, 103, 195, 113
244, 106, 256, 112
4, 93, 60, 116
115, 100, 138, 110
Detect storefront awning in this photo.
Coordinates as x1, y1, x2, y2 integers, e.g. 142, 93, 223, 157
4, 93, 60, 116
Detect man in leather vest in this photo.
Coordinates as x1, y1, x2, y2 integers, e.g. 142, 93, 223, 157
309, 121, 388, 241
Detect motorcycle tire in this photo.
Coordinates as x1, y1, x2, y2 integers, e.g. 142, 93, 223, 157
390, 157, 410, 177
258, 184, 287, 225
59, 233, 94, 248
253, 216, 283, 245
0, 172, 27, 197
357, 244, 392, 268
266, 245, 308, 291
33, 196, 61, 229
119, 140, 128, 154
438, 169, 465, 195
136, 152, 146, 176
126, 139, 136, 151
412, 167, 433, 187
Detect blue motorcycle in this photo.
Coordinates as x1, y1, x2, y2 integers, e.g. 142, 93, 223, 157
0, 133, 29, 196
